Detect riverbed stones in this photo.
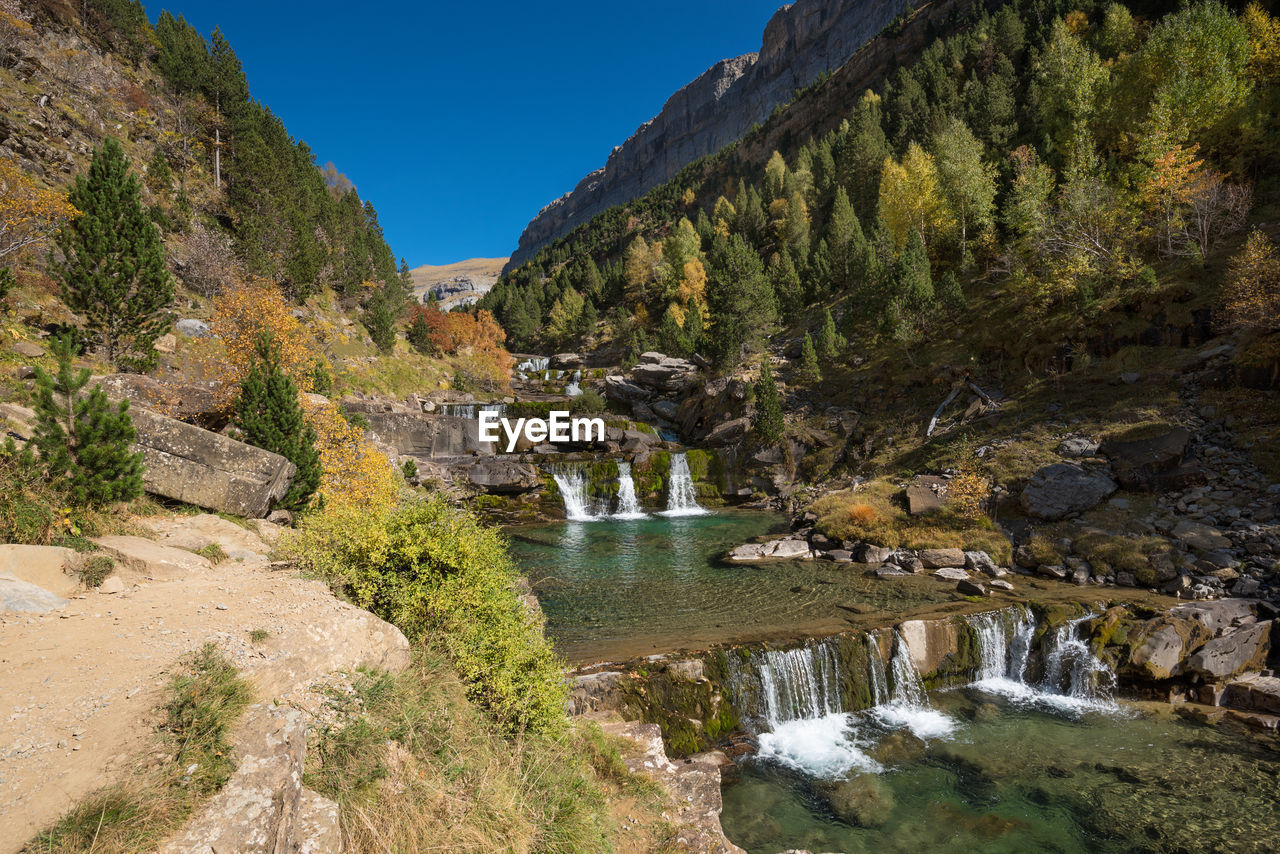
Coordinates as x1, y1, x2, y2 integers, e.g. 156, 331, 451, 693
990, 579, 1015, 592
965, 550, 1006, 578
933, 567, 969, 581
1172, 520, 1231, 553
853, 543, 894, 564
957, 579, 988, 596
1020, 463, 1117, 520
725, 538, 813, 561
919, 548, 966, 568
820, 774, 895, 827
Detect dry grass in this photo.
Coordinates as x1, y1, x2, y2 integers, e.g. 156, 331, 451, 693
810, 480, 1012, 563
308, 649, 674, 854
26, 644, 252, 853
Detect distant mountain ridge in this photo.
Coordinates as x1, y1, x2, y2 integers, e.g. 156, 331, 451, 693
410, 257, 508, 309
505, 0, 907, 271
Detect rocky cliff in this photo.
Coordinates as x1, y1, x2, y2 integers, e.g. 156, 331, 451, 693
506, 0, 906, 270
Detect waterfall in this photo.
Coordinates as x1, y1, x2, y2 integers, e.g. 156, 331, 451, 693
612, 463, 646, 519
659, 453, 709, 516
756, 642, 843, 727
867, 638, 890, 706
1041, 614, 1117, 705
550, 468, 600, 521
870, 631, 958, 739
564, 370, 582, 397
965, 608, 1117, 714
441, 402, 504, 419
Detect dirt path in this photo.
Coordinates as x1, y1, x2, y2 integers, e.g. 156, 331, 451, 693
0, 515, 407, 851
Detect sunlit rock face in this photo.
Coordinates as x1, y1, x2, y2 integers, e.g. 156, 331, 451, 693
506, 0, 905, 269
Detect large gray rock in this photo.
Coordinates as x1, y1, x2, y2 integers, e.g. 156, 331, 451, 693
0, 575, 67, 613
1186, 621, 1271, 680
128, 407, 296, 518
465, 458, 541, 493
0, 544, 82, 597
97, 373, 229, 429
704, 417, 750, 447
1223, 674, 1280, 715
1020, 463, 1117, 520
605, 375, 650, 404
918, 548, 966, 568
1098, 425, 1191, 491
364, 411, 496, 457
905, 475, 947, 515
631, 356, 698, 393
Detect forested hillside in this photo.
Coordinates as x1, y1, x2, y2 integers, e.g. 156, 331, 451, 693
483, 0, 1280, 378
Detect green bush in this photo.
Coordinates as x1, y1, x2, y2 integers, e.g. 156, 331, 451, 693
282, 494, 568, 735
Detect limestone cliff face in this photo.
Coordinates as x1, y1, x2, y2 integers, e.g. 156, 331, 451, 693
506, 0, 903, 270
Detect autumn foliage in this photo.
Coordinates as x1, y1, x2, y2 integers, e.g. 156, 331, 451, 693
302, 399, 399, 512
0, 155, 78, 263
404, 303, 512, 387
210, 276, 319, 399
1222, 229, 1280, 332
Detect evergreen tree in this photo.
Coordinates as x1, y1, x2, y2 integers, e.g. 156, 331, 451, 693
32, 336, 143, 507
816, 308, 844, 361
234, 336, 320, 510
146, 148, 173, 195
655, 304, 686, 356
681, 299, 704, 355
363, 282, 403, 353
54, 138, 174, 370
896, 229, 935, 314
706, 234, 775, 367
827, 187, 867, 294
406, 308, 435, 354
769, 252, 804, 319
797, 333, 822, 384
752, 360, 785, 444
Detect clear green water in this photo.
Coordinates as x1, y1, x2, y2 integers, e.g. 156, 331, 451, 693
507, 511, 957, 662
721, 688, 1280, 854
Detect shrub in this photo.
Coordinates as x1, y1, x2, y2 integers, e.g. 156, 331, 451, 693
233, 335, 321, 509
79, 554, 114, 587
210, 276, 318, 403
282, 495, 568, 735
570, 388, 606, 414
302, 399, 398, 512
31, 335, 144, 507
847, 502, 878, 525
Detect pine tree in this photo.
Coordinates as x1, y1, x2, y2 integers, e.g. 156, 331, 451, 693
32, 335, 144, 507
55, 138, 174, 370
816, 308, 844, 360
768, 252, 804, 319
363, 283, 401, 353
406, 308, 435, 354
234, 336, 320, 509
797, 333, 822, 384
752, 360, 785, 444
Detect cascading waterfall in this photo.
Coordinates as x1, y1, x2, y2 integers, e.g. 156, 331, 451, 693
441, 402, 505, 419
867, 638, 890, 707
612, 463, 646, 520
564, 370, 582, 397
872, 631, 957, 738
728, 640, 879, 778
550, 468, 600, 521
660, 453, 709, 516
967, 608, 1117, 713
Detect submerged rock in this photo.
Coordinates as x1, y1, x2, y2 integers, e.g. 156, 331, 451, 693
821, 773, 895, 828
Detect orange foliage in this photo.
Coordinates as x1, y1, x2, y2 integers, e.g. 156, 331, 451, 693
1222, 229, 1280, 332
209, 276, 318, 401
0, 156, 78, 262
847, 503, 878, 525
405, 303, 512, 386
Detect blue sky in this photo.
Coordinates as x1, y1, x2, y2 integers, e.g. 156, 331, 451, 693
153, 1, 783, 266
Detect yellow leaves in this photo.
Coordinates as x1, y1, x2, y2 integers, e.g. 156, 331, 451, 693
675, 258, 707, 307
302, 399, 399, 513
877, 143, 954, 251
0, 156, 78, 262
1222, 229, 1280, 332
1244, 2, 1280, 84
680, 187, 696, 207
210, 277, 317, 402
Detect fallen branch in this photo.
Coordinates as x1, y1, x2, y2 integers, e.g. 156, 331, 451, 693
925, 385, 962, 437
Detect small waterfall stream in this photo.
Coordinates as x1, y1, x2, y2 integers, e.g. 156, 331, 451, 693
660, 453, 709, 516
550, 468, 599, 521
612, 463, 646, 520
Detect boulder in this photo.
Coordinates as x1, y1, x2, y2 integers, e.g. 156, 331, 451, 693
12, 340, 43, 358
631, 357, 698, 393
990, 579, 1015, 592
568, 671, 626, 716
1222, 674, 1280, 715
364, 411, 498, 457
853, 544, 894, 564
1186, 621, 1271, 680
466, 459, 541, 493
704, 417, 750, 447
0, 576, 67, 613
652, 400, 680, 422
128, 407, 296, 518
175, 318, 212, 338
1172, 520, 1231, 553
1168, 599, 1257, 634
549, 353, 582, 369
933, 567, 969, 581
957, 579, 988, 596
604, 375, 650, 403
905, 475, 947, 516
964, 550, 1006, 578
97, 374, 230, 429
139, 514, 271, 563
1058, 437, 1100, 458
91, 535, 214, 579
767, 538, 813, 559
1127, 617, 1214, 680
1098, 425, 1191, 491
919, 548, 966, 568
0, 544, 82, 597
1020, 463, 1117, 520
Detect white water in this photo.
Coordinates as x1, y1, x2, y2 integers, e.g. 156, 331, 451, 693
969, 608, 1119, 715
659, 453, 709, 516
550, 468, 599, 521
868, 638, 890, 706
564, 370, 582, 397
612, 463, 647, 520
870, 631, 958, 739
